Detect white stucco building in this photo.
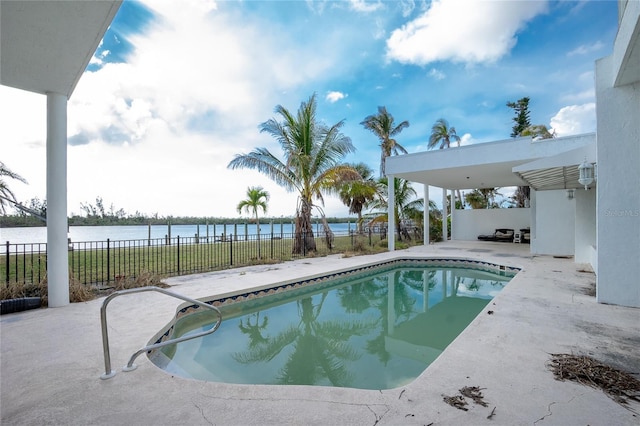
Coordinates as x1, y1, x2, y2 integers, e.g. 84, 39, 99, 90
387, 0, 640, 308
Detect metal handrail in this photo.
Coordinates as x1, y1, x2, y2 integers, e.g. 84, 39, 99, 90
99, 286, 222, 380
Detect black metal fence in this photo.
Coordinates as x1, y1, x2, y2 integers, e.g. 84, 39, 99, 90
2, 228, 400, 287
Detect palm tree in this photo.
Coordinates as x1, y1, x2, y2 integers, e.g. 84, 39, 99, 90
360, 106, 410, 177
368, 177, 424, 241
428, 118, 461, 149
237, 186, 269, 259
465, 188, 502, 209
237, 186, 269, 229
0, 161, 27, 214
480, 188, 501, 208
228, 94, 358, 254
428, 119, 464, 208
464, 189, 487, 209
338, 163, 379, 234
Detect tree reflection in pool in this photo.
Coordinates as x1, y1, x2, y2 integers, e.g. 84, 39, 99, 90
150, 264, 515, 390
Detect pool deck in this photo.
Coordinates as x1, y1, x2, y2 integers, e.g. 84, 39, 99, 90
1, 241, 639, 425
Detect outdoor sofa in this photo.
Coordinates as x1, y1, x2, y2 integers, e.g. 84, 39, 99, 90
477, 228, 515, 242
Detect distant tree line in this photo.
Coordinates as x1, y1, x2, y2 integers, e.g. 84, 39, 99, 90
0, 195, 354, 228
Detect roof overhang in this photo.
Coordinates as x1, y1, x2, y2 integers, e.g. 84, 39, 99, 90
613, 0, 640, 87
0, 0, 122, 98
386, 133, 596, 191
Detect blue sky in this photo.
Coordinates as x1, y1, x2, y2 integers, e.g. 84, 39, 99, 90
0, 0, 618, 219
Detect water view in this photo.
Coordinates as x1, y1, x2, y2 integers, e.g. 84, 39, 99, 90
0, 222, 355, 245
152, 264, 514, 390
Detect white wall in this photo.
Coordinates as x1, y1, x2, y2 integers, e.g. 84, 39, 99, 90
531, 190, 575, 256
595, 54, 640, 308
574, 188, 596, 266
451, 208, 530, 241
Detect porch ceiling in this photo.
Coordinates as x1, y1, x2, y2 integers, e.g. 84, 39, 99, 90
0, 0, 122, 98
393, 160, 530, 190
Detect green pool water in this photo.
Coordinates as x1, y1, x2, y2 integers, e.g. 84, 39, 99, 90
151, 264, 514, 390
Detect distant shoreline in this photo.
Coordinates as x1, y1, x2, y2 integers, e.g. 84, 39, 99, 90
0, 216, 356, 228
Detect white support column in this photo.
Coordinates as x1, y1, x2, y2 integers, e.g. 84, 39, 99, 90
387, 175, 395, 251
449, 189, 454, 241
423, 184, 429, 245
46, 93, 69, 308
442, 189, 448, 242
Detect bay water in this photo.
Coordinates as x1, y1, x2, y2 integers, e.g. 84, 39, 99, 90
1, 222, 356, 245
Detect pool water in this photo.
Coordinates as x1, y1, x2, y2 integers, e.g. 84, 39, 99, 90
151, 263, 515, 390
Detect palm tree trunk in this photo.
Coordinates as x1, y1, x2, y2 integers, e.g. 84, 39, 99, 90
293, 199, 316, 255
256, 215, 261, 260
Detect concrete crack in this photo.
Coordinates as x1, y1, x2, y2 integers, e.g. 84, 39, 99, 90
193, 401, 214, 425
533, 401, 555, 424
367, 403, 390, 426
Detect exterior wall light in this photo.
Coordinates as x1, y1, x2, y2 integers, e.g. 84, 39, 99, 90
578, 159, 595, 190
567, 189, 575, 200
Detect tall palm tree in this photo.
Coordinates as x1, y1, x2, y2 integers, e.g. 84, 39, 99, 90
428, 119, 464, 208
237, 186, 269, 259
368, 177, 424, 241
228, 94, 358, 254
338, 163, 379, 233
428, 118, 461, 149
0, 161, 27, 214
237, 186, 269, 229
360, 106, 410, 177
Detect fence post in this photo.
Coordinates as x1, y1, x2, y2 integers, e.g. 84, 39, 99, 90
270, 221, 274, 259
5, 241, 9, 284
177, 236, 180, 274
106, 239, 110, 283
229, 235, 233, 266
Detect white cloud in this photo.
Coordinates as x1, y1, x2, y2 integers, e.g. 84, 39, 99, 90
399, 0, 416, 18
459, 133, 473, 146
348, 0, 384, 13
386, 0, 548, 65
550, 103, 596, 137
0, 2, 353, 218
568, 41, 604, 57
326, 91, 347, 103
428, 68, 445, 80
559, 87, 594, 104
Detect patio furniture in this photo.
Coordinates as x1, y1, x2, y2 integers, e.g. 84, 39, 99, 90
477, 228, 515, 242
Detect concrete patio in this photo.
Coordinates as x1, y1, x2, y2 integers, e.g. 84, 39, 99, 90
1, 241, 639, 425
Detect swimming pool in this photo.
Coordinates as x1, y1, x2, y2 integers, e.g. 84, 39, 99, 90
149, 258, 518, 390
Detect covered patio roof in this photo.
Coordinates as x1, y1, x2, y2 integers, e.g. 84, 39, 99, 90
385, 133, 596, 191
0, 0, 121, 97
